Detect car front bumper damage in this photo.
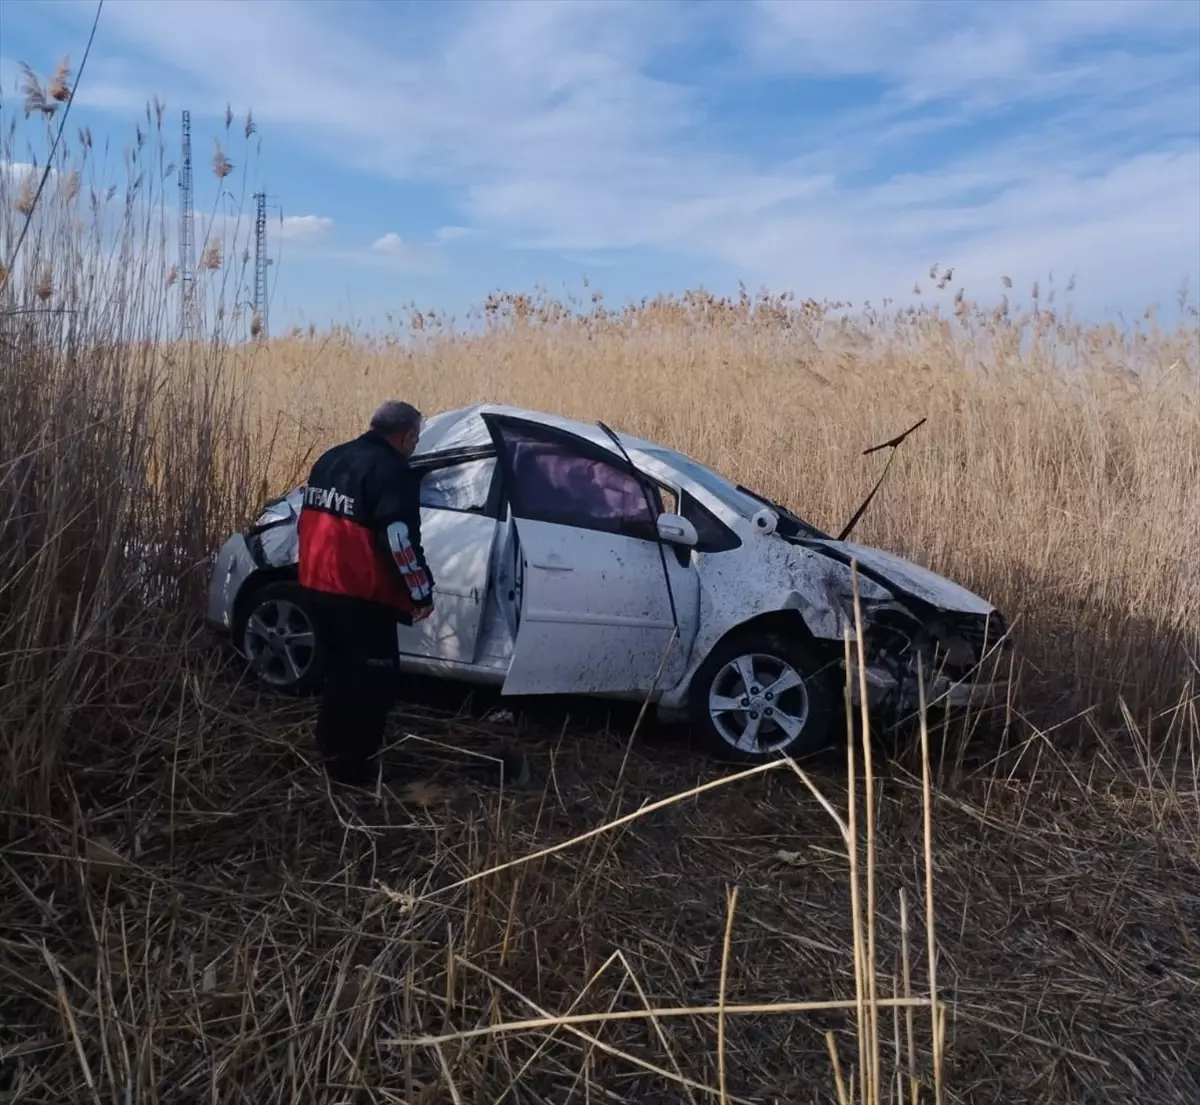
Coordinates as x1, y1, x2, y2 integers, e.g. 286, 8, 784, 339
845, 659, 1007, 714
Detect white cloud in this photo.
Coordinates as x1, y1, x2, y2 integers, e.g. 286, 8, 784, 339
435, 225, 480, 244
279, 214, 332, 242
358, 232, 432, 268
46, 0, 1200, 314
370, 232, 405, 252
69, 58, 163, 115
745, 0, 1200, 99
1, 159, 62, 186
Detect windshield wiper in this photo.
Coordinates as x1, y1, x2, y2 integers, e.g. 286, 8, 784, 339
836, 416, 927, 542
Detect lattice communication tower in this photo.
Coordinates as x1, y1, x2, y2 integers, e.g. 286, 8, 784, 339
178, 109, 196, 338
252, 190, 269, 337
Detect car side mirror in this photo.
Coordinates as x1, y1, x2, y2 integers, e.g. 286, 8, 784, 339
656, 513, 698, 548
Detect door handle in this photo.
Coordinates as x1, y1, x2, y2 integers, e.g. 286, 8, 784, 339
530, 553, 573, 571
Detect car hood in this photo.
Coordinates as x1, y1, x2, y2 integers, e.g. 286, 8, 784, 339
797, 538, 995, 616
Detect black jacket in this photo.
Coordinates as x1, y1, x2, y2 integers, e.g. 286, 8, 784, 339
297, 431, 434, 618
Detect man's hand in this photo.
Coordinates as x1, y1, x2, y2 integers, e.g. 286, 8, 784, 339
412, 603, 435, 623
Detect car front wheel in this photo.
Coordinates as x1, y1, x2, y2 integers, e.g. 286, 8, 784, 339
238, 580, 327, 696
688, 630, 837, 764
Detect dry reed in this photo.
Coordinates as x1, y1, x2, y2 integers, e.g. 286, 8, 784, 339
1, 70, 1198, 1105
241, 280, 1200, 722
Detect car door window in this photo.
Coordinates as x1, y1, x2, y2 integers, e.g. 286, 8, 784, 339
496, 424, 662, 539
680, 490, 742, 552
419, 457, 497, 515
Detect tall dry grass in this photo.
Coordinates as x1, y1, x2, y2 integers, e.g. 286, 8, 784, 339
250, 280, 1200, 721
2, 68, 1199, 1104
0, 81, 269, 810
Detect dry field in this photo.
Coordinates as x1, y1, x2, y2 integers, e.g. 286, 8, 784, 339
2, 76, 1200, 1104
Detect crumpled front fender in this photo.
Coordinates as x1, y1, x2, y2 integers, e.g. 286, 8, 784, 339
659, 540, 895, 709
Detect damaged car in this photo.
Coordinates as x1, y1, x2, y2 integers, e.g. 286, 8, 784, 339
206, 404, 1012, 764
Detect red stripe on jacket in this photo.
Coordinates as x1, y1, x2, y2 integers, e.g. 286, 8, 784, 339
297, 509, 415, 615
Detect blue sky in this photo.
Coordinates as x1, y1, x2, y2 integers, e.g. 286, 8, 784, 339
2, 0, 1199, 330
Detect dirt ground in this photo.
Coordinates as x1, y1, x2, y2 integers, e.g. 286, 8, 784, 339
3, 668, 1197, 1105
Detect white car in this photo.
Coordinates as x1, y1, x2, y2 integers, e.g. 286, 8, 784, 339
206, 404, 1011, 763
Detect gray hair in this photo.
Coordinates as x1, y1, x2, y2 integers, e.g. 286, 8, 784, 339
369, 400, 423, 437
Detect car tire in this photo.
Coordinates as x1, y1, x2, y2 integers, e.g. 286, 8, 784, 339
236, 580, 328, 696
688, 629, 838, 764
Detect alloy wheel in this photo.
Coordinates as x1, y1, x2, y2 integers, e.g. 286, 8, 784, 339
708, 651, 811, 754
243, 597, 316, 687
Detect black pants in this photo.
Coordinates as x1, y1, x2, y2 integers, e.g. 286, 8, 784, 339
309, 592, 407, 785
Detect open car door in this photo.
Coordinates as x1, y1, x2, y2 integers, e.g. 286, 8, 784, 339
484, 414, 700, 697
395, 452, 502, 667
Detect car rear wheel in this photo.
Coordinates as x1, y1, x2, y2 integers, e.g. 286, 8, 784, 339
688, 630, 837, 764
238, 580, 327, 695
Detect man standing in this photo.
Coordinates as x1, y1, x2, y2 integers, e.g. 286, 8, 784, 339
297, 400, 435, 787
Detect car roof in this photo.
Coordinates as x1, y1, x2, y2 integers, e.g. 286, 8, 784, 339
414, 402, 766, 528
415, 403, 660, 461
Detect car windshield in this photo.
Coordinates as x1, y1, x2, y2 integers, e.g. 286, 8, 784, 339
642, 446, 828, 538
